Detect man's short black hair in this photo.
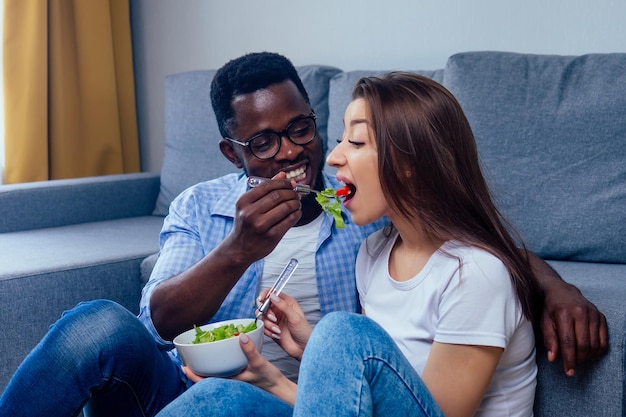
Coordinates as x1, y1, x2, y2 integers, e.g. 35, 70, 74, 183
210, 52, 311, 138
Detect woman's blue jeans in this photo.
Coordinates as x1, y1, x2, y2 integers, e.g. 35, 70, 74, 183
294, 311, 443, 416
0, 299, 187, 417
156, 311, 443, 417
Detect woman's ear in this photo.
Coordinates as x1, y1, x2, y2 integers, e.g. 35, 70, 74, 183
219, 139, 243, 169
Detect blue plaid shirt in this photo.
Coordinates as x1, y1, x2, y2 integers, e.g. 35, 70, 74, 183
138, 172, 386, 349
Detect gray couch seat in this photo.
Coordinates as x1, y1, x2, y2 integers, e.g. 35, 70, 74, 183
0, 173, 163, 393
0, 217, 162, 279
0, 216, 163, 394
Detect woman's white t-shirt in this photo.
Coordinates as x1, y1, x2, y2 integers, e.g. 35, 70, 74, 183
356, 228, 537, 417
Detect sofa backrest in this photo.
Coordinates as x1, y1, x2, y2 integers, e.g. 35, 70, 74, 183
443, 51, 626, 263
156, 52, 626, 264
153, 65, 341, 216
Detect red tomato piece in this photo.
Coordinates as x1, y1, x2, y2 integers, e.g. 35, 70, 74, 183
336, 186, 351, 197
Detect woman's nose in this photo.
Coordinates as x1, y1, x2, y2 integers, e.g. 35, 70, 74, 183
326, 143, 343, 167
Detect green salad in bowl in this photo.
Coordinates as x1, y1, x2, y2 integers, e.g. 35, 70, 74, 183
192, 321, 258, 344
174, 318, 264, 377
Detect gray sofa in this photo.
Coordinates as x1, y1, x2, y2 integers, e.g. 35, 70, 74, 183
1, 51, 624, 416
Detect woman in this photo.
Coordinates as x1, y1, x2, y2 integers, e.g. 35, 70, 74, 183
289, 72, 540, 416
157, 72, 540, 417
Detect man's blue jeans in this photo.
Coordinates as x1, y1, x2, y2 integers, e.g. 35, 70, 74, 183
156, 312, 443, 417
0, 300, 188, 417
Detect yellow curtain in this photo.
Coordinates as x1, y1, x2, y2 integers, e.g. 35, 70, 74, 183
2, 0, 140, 184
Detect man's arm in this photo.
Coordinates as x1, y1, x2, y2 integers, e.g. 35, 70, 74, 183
150, 179, 302, 341
527, 251, 608, 376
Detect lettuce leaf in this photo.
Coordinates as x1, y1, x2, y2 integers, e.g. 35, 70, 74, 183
315, 188, 345, 228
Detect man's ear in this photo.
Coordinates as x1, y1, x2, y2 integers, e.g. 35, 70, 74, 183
219, 139, 243, 169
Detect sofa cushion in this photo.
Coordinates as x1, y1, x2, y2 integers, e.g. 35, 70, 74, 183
154, 65, 342, 216
443, 52, 626, 263
0, 216, 164, 393
326, 69, 444, 157
0, 217, 163, 280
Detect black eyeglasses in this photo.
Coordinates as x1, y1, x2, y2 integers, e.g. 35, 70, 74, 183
225, 113, 317, 160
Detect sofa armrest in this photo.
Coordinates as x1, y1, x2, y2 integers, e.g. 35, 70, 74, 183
0, 172, 161, 233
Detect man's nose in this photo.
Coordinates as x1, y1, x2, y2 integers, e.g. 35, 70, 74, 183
276, 134, 303, 158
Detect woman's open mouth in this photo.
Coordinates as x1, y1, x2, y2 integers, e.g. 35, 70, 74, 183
340, 183, 356, 201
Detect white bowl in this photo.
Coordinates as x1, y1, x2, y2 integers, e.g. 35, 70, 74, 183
174, 318, 264, 377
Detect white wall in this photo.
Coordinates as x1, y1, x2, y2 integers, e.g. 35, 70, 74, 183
131, 0, 626, 173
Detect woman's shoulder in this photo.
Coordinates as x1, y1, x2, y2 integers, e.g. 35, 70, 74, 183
441, 242, 509, 282
442, 241, 502, 262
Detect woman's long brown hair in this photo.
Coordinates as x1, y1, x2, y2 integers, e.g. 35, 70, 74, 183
353, 72, 540, 321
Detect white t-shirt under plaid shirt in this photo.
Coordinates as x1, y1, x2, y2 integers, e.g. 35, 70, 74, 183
260, 212, 324, 381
